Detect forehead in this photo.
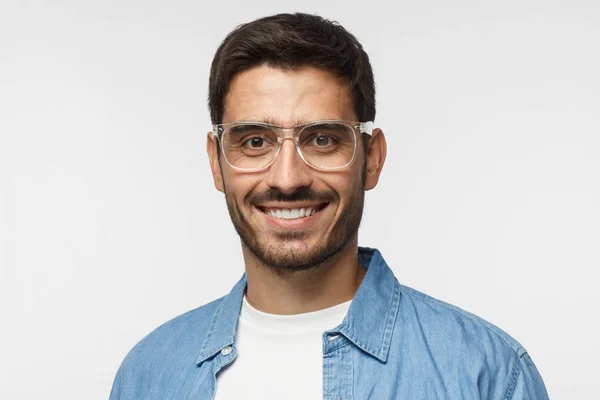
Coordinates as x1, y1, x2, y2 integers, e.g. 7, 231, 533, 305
222, 65, 356, 125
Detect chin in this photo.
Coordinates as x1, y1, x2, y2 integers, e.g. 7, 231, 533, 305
247, 230, 353, 272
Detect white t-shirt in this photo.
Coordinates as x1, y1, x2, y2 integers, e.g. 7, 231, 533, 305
214, 295, 352, 399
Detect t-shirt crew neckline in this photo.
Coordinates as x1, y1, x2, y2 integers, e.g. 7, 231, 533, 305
240, 295, 352, 335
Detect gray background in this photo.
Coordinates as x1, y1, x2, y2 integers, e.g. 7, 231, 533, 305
1, 0, 599, 398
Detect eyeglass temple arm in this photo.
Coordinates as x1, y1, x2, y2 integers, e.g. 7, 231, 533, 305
211, 126, 220, 139
359, 121, 374, 135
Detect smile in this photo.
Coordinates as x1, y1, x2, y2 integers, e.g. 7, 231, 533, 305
258, 203, 328, 220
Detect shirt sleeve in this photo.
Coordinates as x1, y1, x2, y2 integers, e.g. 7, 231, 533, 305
509, 353, 550, 400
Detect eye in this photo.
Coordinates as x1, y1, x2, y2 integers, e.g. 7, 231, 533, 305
313, 135, 333, 147
300, 123, 348, 150
246, 137, 266, 148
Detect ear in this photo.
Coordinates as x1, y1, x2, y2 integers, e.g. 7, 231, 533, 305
206, 132, 225, 193
364, 128, 387, 191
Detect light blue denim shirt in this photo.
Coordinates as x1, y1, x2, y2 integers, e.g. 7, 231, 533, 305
110, 247, 549, 399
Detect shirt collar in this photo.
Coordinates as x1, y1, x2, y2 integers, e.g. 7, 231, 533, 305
196, 274, 246, 366
335, 247, 401, 362
196, 247, 400, 365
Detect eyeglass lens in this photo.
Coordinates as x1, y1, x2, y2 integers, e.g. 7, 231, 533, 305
222, 123, 356, 170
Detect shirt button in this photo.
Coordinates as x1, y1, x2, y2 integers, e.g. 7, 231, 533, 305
221, 346, 232, 356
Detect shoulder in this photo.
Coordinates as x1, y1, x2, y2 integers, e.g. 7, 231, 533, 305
110, 296, 227, 399
393, 285, 549, 398
398, 284, 526, 356
120, 295, 224, 369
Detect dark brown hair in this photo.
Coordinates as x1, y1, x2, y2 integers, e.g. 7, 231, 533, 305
208, 13, 376, 125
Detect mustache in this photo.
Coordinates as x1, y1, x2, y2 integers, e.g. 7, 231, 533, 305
248, 187, 337, 205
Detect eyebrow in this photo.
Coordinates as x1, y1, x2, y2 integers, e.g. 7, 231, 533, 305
228, 124, 271, 135
255, 117, 315, 127
260, 117, 281, 126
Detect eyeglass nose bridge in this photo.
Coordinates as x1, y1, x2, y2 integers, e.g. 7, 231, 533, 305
271, 127, 309, 167
273, 126, 301, 141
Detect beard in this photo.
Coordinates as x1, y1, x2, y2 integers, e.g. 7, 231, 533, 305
224, 184, 365, 272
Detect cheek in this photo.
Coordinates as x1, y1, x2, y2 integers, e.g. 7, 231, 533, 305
321, 178, 358, 210
326, 169, 362, 196
222, 173, 264, 204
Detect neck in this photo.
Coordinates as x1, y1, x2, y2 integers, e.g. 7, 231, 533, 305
242, 237, 366, 315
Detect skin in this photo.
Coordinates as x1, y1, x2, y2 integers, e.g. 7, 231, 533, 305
207, 65, 387, 315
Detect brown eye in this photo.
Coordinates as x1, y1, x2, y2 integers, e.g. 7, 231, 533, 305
310, 134, 338, 148
248, 137, 264, 148
314, 135, 331, 146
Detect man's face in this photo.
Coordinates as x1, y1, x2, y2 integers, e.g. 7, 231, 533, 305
208, 65, 369, 271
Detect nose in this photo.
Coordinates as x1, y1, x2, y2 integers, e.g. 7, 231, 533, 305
264, 138, 313, 194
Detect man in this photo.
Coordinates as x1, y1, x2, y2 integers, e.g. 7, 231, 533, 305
110, 13, 549, 399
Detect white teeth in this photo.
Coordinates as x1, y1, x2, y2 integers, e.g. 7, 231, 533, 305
264, 206, 320, 219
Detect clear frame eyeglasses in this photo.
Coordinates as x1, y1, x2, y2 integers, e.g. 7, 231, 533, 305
211, 120, 374, 172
